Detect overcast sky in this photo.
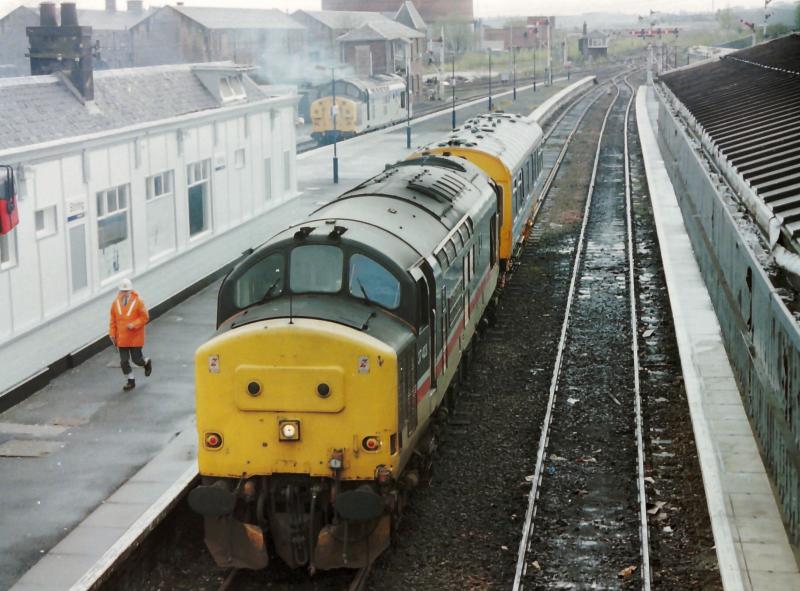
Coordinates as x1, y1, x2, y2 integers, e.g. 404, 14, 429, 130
1, 0, 782, 18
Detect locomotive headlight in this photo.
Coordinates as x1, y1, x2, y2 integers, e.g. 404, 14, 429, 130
279, 420, 300, 441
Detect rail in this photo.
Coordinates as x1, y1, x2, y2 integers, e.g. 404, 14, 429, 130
512, 74, 652, 590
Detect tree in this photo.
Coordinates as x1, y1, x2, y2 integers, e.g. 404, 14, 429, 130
767, 23, 790, 37
716, 8, 735, 30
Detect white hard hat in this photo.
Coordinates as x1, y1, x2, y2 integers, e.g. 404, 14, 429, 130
119, 278, 133, 292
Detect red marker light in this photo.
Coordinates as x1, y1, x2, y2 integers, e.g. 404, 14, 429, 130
362, 436, 380, 451
204, 432, 223, 449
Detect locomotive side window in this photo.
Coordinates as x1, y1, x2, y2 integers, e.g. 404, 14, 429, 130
233, 253, 285, 308
349, 254, 401, 309
290, 245, 343, 293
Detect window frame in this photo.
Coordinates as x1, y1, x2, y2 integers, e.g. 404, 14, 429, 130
96, 184, 130, 251
35, 205, 57, 240
187, 159, 212, 239
348, 253, 402, 310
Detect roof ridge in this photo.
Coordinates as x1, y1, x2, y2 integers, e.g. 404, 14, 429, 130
724, 55, 800, 77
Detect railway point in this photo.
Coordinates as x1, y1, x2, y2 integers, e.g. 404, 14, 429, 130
0, 2, 799, 589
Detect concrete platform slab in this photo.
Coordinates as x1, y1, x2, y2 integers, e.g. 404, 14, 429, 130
637, 85, 799, 591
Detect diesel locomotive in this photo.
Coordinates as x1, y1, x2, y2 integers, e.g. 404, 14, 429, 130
310, 74, 407, 144
189, 113, 545, 573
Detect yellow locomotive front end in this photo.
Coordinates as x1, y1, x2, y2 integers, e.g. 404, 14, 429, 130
191, 317, 401, 571
310, 96, 359, 143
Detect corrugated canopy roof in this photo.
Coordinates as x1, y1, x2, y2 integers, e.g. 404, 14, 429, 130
660, 34, 800, 238
0, 63, 269, 152
173, 6, 304, 30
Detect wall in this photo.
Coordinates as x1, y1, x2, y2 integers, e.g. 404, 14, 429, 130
0, 100, 298, 398
656, 87, 800, 546
0, 7, 38, 76
94, 29, 134, 69
291, 12, 338, 62
131, 8, 209, 66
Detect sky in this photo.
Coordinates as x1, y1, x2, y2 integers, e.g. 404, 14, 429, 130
0, 0, 783, 18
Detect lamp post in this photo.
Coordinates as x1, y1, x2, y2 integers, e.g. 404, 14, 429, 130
451, 51, 456, 129
328, 66, 339, 184
488, 48, 493, 111
533, 46, 536, 92
512, 45, 517, 101
405, 45, 411, 149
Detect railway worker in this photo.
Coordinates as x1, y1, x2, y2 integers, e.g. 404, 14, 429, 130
109, 279, 152, 391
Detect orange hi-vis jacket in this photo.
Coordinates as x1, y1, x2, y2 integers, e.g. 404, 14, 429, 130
109, 290, 149, 348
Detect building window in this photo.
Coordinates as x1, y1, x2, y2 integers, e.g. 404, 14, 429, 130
146, 170, 176, 259
35, 205, 57, 239
264, 157, 272, 201
96, 184, 132, 282
235, 148, 246, 169
0, 228, 17, 270
187, 160, 211, 237
283, 150, 291, 193
220, 76, 246, 102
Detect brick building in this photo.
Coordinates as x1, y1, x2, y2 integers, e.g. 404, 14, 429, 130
481, 16, 553, 51
337, 19, 426, 94
322, 0, 473, 24
291, 10, 390, 63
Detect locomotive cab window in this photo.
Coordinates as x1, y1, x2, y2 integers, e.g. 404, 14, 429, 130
290, 245, 343, 293
233, 253, 285, 309
349, 254, 401, 310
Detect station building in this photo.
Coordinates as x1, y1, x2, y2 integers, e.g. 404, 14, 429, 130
0, 8, 299, 402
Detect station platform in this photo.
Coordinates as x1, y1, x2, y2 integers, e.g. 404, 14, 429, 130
0, 79, 585, 591
636, 85, 800, 591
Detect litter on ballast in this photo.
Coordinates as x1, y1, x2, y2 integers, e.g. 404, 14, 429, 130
619, 565, 637, 578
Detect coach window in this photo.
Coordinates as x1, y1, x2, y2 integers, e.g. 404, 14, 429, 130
349, 254, 401, 309
233, 253, 284, 309
290, 245, 343, 293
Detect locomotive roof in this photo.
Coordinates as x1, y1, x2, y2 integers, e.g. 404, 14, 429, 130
339, 74, 406, 93
262, 156, 494, 271
424, 112, 543, 173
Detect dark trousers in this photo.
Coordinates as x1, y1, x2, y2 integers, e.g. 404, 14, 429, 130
119, 347, 146, 376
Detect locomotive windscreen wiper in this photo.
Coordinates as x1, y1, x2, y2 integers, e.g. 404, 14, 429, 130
356, 279, 378, 330
356, 279, 374, 307
255, 277, 282, 306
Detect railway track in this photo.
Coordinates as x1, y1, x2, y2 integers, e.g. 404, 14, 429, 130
92, 73, 635, 591
512, 75, 651, 589
295, 72, 592, 154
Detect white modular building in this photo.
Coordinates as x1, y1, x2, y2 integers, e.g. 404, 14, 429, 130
0, 62, 299, 401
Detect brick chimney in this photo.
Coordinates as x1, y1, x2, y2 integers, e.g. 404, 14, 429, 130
27, 2, 94, 102
105, 0, 116, 12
